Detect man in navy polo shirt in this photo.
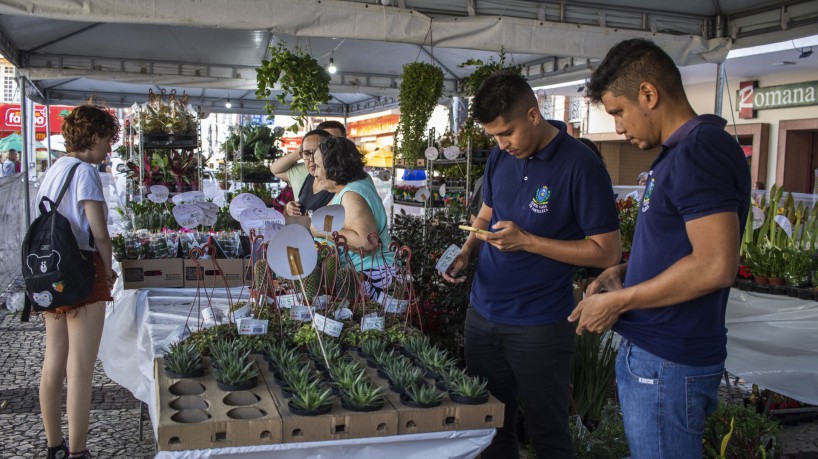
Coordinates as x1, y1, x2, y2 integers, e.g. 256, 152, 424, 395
443, 72, 621, 459
571, 39, 751, 458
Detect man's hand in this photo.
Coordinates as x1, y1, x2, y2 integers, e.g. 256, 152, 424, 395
585, 263, 627, 296
285, 201, 303, 216
441, 251, 470, 283
569, 292, 623, 335
476, 220, 529, 252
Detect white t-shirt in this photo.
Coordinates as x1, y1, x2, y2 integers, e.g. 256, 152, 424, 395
35, 156, 106, 251
1, 159, 14, 176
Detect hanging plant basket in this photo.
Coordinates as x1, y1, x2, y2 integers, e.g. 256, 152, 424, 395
398, 62, 444, 165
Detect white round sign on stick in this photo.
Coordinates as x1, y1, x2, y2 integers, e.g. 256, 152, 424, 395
267, 225, 318, 280
751, 206, 764, 230
172, 190, 205, 206
172, 203, 204, 229
415, 187, 431, 202
424, 146, 439, 161
263, 222, 285, 242
229, 193, 266, 221
197, 202, 220, 227
240, 207, 285, 236
311, 205, 345, 234
443, 146, 461, 160
148, 185, 169, 203
439, 183, 447, 197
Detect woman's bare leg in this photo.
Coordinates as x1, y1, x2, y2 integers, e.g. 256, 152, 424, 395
65, 303, 105, 453
40, 312, 69, 447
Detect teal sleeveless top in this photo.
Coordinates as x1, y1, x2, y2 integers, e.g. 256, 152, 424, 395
331, 178, 394, 271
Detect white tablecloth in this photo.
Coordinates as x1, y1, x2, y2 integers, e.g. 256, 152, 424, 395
726, 289, 818, 405
97, 284, 495, 458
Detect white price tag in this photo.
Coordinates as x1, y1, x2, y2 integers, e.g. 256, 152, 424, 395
172, 204, 204, 229
334, 307, 353, 321
172, 190, 206, 206
164, 324, 192, 348
237, 318, 268, 335
439, 183, 447, 197
240, 207, 285, 235
435, 244, 461, 274
379, 292, 408, 314
290, 305, 313, 321
752, 206, 764, 230
775, 214, 793, 238
312, 313, 344, 338
230, 303, 252, 321
201, 307, 216, 326
361, 315, 385, 332
278, 293, 304, 309
312, 295, 331, 309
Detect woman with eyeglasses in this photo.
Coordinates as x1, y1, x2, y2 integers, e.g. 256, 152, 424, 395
270, 129, 335, 216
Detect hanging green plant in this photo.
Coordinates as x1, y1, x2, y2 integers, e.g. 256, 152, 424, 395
398, 62, 444, 164
458, 47, 524, 98
256, 43, 331, 133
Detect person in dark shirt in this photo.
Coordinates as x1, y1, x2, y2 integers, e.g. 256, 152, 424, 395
442, 72, 621, 459
270, 129, 334, 216
571, 38, 751, 458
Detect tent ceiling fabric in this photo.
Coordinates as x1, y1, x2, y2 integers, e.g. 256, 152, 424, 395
0, 0, 816, 113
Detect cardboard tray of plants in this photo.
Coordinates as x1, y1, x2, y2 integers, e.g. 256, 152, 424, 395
154, 357, 282, 451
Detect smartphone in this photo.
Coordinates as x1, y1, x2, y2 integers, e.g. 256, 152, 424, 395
458, 225, 491, 234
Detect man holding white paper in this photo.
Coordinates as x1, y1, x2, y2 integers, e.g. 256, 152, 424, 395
442, 72, 620, 459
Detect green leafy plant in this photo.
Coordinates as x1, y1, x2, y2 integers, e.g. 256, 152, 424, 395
389, 366, 425, 391
458, 47, 523, 98
341, 379, 388, 408
164, 340, 204, 375
330, 361, 368, 392
417, 347, 456, 374
439, 366, 466, 390
309, 340, 343, 364
401, 334, 432, 357
213, 357, 258, 386
783, 246, 813, 286
570, 401, 630, 459
293, 323, 319, 347
746, 244, 771, 278
370, 348, 394, 368
570, 331, 618, 423
405, 383, 444, 406
281, 365, 314, 394
289, 380, 336, 412
361, 338, 389, 357
380, 356, 414, 381
397, 62, 444, 164
210, 339, 251, 365
702, 403, 781, 459
256, 43, 331, 133
449, 374, 488, 399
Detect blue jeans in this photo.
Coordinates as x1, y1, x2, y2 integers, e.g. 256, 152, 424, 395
464, 308, 574, 459
616, 339, 723, 459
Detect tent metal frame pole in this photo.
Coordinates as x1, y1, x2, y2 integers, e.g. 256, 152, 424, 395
714, 62, 725, 117
45, 94, 52, 169
20, 77, 31, 226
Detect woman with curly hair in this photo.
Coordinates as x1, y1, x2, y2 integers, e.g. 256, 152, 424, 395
312, 136, 395, 298
35, 104, 120, 459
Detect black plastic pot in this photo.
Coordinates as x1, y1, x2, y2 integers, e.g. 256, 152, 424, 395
216, 378, 257, 392
399, 393, 442, 409
435, 380, 449, 392
389, 383, 407, 395
738, 279, 753, 291
754, 284, 770, 294
287, 401, 332, 416
357, 350, 370, 359
165, 367, 205, 379
449, 391, 490, 405
424, 369, 442, 380
376, 368, 390, 380
798, 288, 814, 300
787, 286, 799, 297
341, 400, 384, 412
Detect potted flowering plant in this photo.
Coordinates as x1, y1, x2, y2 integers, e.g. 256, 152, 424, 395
617, 197, 638, 258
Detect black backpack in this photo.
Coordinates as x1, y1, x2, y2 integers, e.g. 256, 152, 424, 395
21, 162, 96, 320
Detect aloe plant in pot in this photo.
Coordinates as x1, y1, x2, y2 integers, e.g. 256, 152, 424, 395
387, 365, 425, 395
340, 379, 388, 412
164, 340, 204, 379
288, 380, 336, 416
449, 374, 490, 405
213, 357, 259, 391
401, 383, 444, 408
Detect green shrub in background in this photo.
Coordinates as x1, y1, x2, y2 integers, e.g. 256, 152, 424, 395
703, 403, 781, 459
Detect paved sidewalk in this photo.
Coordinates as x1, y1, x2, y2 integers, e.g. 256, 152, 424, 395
0, 301, 156, 458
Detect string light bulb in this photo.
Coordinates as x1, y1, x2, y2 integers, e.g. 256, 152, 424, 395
225, 96, 232, 109
328, 51, 337, 74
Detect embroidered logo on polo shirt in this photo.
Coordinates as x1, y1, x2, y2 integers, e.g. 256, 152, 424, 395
529, 185, 551, 214
641, 178, 656, 212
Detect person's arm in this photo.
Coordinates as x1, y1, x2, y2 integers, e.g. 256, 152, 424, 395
83, 199, 117, 289
569, 212, 739, 334
270, 149, 302, 182
474, 224, 621, 269
441, 203, 492, 283
311, 191, 378, 252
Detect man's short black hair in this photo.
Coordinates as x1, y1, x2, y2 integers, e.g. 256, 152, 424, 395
316, 120, 346, 136
585, 38, 686, 104
318, 136, 368, 185
471, 71, 537, 124
303, 129, 331, 143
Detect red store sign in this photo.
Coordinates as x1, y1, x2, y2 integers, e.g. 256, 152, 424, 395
0, 103, 74, 140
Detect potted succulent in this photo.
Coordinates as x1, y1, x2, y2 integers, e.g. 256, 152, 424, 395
164, 340, 204, 379
288, 380, 336, 416
340, 379, 388, 412
359, 337, 388, 360
380, 357, 414, 383
400, 383, 444, 408
213, 357, 258, 391
330, 362, 368, 394
400, 334, 431, 359
437, 366, 466, 392
448, 374, 489, 405
367, 348, 393, 369
417, 347, 457, 379
280, 365, 313, 399
386, 365, 425, 395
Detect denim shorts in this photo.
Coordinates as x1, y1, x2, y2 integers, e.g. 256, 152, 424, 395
616, 339, 723, 459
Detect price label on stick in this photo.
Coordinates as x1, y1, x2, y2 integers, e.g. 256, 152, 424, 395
237, 318, 268, 335
230, 303, 252, 321
435, 244, 461, 274
312, 313, 344, 338
379, 292, 408, 314
201, 307, 217, 326
172, 190, 205, 206
334, 307, 353, 321
313, 295, 331, 309
361, 315, 385, 332
149, 185, 169, 203
278, 293, 304, 309
172, 204, 204, 229
291, 305, 313, 321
